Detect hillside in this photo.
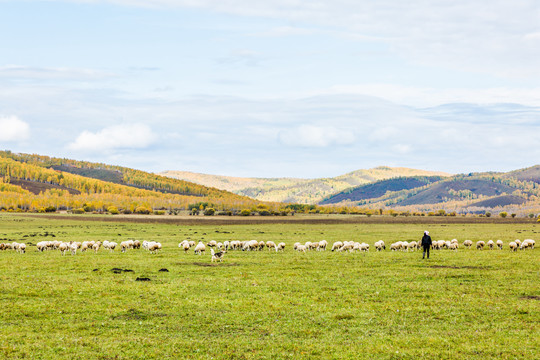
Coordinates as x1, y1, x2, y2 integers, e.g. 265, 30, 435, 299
320, 169, 540, 214
160, 167, 450, 204
0, 151, 263, 213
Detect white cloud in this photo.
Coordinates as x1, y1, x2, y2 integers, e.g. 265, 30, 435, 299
0, 115, 30, 141
278, 125, 356, 148
68, 123, 157, 152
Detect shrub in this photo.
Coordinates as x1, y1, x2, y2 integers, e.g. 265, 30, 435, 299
259, 210, 271, 216
204, 208, 215, 216
44, 206, 56, 213
154, 210, 166, 215
122, 209, 132, 214
72, 208, 85, 214
499, 211, 508, 218
135, 206, 152, 215
485, 212, 491, 217
191, 208, 199, 216
107, 206, 119, 215
511, 213, 517, 218
528, 213, 535, 218
240, 209, 251, 216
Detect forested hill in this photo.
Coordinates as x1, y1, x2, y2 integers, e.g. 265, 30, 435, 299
0, 151, 261, 213
320, 168, 540, 214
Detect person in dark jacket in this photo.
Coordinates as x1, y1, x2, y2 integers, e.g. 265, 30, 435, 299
421, 231, 432, 259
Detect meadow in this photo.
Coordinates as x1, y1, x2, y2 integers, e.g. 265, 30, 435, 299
0, 214, 538, 359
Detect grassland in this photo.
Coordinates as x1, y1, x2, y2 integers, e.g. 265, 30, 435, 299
0, 214, 538, 359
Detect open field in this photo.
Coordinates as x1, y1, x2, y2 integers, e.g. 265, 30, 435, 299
0, 214, 538, 359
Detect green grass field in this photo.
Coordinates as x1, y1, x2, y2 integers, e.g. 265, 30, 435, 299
0, 214, 538, 359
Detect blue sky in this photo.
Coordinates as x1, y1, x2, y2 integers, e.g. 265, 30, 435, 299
1, 0, 539, 177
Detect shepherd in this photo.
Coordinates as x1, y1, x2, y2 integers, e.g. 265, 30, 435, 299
421, 231, 432, 259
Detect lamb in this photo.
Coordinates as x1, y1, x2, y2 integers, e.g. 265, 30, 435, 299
194, 241, 206, 255
496, 240, 503, 250
509, 242, 518, 251
463, 240, 473, 248
486, 240, 494, 250
476, 241, 485, 250
331, 241, 343, 251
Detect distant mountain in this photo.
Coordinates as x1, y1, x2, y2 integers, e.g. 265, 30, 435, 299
160, 167, 451, 204
320, 167, 540, 213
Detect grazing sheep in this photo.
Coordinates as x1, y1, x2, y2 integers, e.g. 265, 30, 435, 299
58, 242, 69, 256
207, 240, 217, 248
194, 241, 206, 255
509, 242, 518, 251
448, 243, 458, 251
305, 241, 312, 251
133, 240, 141, 249
331, 241, 343, 251
522, 239, 535, 250
276, 242, 286, 252
360, 243, 369, 252
318, 240, 328, 251
514, 239, 521, 248
293, 242, 301, 250
18, 243, 27, 254
189, 240, 196, 248
451, 239, 458, 245
437, 240, 446, 249
476, 241, 485, 250
148, 241, 162, 254
463, 240, 473, 248
258, 241, 265, 251
36, 241, 48, 252
92, 241, 101, 253
296, 244, 307, 253
266, 241, 277, 251
69, 242, 78, 255
179, 240, 190, 253
496, 240, 503, 250
486, 240, 494, 250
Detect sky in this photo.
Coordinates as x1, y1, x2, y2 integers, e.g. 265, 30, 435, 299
1, 0, 539, 178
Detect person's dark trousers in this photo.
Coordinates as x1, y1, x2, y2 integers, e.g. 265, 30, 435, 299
423, 246, 430, 259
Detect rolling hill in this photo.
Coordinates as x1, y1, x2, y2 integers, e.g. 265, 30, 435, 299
320, 167, 540, 214
0, 151, 263, 213
160, 167, 451, 204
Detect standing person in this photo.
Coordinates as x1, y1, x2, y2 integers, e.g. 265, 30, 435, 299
421, 231, 432, 259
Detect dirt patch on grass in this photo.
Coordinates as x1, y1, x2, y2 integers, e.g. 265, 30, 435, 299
112, 308, 167, 321
520, 295, 540, 300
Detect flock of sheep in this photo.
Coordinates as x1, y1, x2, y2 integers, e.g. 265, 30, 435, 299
0, 237, 535, 258
0, 239, 163, 255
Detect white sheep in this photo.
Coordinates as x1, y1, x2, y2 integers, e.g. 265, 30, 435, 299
486, 240, 494, 250
318, 240, 328, 251
276, 242, 286, 252
331, 241, 343, 251
148, 241, 162, 254
194, 241, 206, 255
296, 244, 306, 253
463, 240, 473, 248
509, 242, 518, 251
266, 241, 276, 251
476, 241, 485, 250
496, 240, 503, 250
